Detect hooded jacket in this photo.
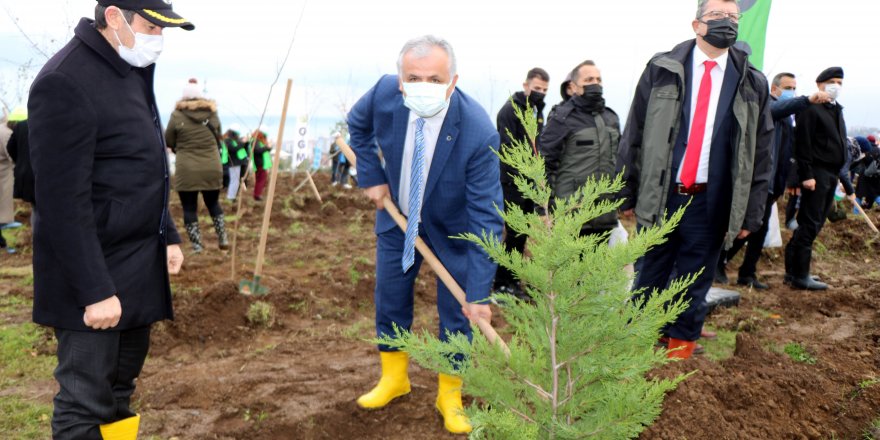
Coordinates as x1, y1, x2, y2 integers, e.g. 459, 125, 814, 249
165, 98, 223, 191
616, 40, 773, 248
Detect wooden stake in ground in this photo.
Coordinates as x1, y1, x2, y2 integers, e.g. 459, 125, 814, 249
239, 79, 294, 295
335, 137, 509, 354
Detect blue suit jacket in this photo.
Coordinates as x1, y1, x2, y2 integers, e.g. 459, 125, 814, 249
347, 75, 504, 302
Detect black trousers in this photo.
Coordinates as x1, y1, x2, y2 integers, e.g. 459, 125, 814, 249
785, 193, 799, 225
720, 195, 777, 278
178, 190, 223, 224
52, 326, 151, 440
633, 191, 724, 341
494, 182, 534, 289
785, 167, 838, 278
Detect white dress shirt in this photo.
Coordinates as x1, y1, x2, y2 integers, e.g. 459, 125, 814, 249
399, 105, 449, 216
676, 48, 729, 184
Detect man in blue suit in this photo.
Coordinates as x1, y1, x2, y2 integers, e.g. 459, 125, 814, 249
617, 0, 773, 359
347, 35, 503, 434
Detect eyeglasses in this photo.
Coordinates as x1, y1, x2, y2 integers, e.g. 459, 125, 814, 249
701, 10, 743, 23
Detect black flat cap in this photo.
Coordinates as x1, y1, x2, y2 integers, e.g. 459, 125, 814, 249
816, 67, 843, 83
97, 0, 194, 30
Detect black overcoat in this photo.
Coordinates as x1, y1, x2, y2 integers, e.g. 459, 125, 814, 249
28, 18, 181, 331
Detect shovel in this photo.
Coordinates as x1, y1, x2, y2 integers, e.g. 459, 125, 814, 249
240, 79, 294, 295
335, 137, 509, 354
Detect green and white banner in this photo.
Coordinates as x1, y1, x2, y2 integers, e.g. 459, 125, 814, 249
736, 0, 773, 71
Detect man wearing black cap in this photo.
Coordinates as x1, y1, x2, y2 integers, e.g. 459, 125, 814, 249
27, 1, 193, 438
784, 67, 854, 290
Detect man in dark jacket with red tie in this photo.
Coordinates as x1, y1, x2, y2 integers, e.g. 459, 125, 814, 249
28, 1, 193, 438
617, 0, 773, 359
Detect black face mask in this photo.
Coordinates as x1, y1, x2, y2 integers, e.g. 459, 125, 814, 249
577, 84, 605, 112
701, 18, 739, 49
527, 91, 545, 106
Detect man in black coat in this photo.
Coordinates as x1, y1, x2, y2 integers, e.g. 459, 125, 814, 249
493, 67, 548, 296
6, 118, 35, 205
784, 67, 854, 290
27, 1, 193, 438
716, 72, 831, 289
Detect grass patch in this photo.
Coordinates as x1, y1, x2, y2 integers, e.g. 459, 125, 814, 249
0, 294, 31, 315
287, 221, 304, 236
348, 265, 362, 286
0, 266, 33, 278
246, 301, 275, 328
341, 318, 374, 340
700, 327, 737, 362
863, 419, 880, 440
2, 225, 29, 249
0, 395, 52, 439
0, 323, 55, 389
783, 342, 817, 365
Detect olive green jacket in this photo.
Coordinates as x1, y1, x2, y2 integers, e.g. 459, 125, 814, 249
165, 99, 223, 192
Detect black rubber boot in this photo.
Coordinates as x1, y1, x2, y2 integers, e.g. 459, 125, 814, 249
185, 222, 204, 253
212, 215, 230, 250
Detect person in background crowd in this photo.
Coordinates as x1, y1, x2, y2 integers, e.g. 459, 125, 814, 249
329, 132, 342, 185
347, 35, 503, 434
617, 0, 773, 359
336, 147, 352, 189
785, 67, 854, 290
492, 67, 549, 298
0, 109, 15, 254
716, 72, 830, 289
540, 60, 621, 238
27, 1, 191, 437
854, 136, 880, 209
6, 106, 34, 206
251, 128, 271, 200
165, 78, 229, 253
224, 124, 246, 201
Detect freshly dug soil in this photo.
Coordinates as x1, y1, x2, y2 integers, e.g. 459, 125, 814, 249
4, 173, 879, 439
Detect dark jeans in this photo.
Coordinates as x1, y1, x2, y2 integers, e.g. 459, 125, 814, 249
494, 182, 535, 289
785, 167, 838, 278
336, 162, 351, 185
720, 195, 777, 278
52, 326, 151, 440
178, 190, 223, 224
633, 191, 724, 341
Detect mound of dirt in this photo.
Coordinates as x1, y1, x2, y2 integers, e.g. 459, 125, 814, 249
152, 281, 251, 355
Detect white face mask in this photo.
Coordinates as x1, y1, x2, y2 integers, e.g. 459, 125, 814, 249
825, 83, 842, 101
113, 10, 163, 68
402, 81, 451, 118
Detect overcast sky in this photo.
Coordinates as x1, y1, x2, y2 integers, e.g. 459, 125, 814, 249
2, 0, 879, 141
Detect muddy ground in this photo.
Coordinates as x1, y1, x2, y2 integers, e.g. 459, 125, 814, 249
2, 172, 879, 439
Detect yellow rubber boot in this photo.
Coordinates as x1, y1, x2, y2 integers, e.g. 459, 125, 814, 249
436, 373, 471, 434
356, 351, 411, 409
99, 414, 140, 440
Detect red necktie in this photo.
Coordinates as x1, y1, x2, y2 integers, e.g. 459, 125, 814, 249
681, 60, 717, 188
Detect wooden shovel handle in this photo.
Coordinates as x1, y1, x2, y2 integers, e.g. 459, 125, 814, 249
851, 198, 880, 234
335, 136, 509, 354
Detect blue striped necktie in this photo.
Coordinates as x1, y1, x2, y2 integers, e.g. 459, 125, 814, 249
402, 118, 426, 272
